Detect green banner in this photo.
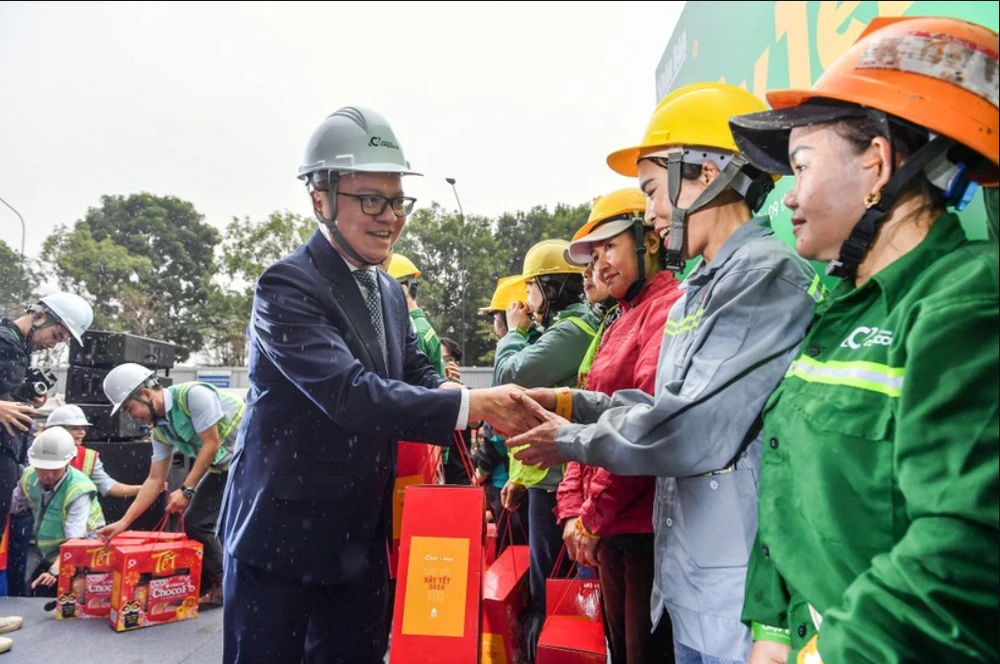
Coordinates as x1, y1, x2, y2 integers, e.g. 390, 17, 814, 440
655, 1, 999, 281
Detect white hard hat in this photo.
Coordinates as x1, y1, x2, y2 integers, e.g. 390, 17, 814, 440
45, 404, 92, 428
103, 362, 156, 415
297, 106, 422, 182
39, 292, 94, 345
28, 427, 77, 470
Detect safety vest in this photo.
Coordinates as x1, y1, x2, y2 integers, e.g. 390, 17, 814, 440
508, 313, 597, 488
152, 382, 245, 469
70, 446, 99, 478
21, 466, 104, 558
577, 305, 619, 389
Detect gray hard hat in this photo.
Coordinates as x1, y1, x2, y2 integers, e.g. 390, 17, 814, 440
297, 106, 422, 183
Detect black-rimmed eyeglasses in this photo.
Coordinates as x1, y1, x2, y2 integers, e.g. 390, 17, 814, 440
338, 192, 417, 217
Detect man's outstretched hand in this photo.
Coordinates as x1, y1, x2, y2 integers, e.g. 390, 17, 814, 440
503, 392, 570, 469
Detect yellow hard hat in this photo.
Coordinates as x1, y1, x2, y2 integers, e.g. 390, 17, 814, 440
566, 188, 648, 265
479, 275, 528, 314
516, 239, 585, 283
387, 253, 420, 280
607, 82, 774, 177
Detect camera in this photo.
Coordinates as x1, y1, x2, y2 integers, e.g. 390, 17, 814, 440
15, 367, 58, 402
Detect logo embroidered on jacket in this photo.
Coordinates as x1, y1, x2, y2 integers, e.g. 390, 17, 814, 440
840, 326, 893, 349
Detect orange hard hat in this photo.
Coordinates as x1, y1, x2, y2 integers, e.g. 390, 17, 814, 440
730, 16, 999, 185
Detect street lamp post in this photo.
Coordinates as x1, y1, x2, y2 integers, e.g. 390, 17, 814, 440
0, 194, 27, 295
445, 178, 467, 363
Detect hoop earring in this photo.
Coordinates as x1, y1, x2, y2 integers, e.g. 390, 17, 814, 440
864, 191, 881, 209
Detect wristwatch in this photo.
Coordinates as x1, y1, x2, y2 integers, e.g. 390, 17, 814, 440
181, 485, 196, 500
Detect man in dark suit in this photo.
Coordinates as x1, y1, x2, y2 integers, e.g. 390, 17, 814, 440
218, 106, 524, 664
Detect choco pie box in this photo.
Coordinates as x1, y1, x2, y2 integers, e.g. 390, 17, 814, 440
55, 539, 116, 620
109, 539, 203, 631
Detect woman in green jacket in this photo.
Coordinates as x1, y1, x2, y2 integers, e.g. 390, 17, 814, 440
728, 16, 999, 664
494, 238, 597, 659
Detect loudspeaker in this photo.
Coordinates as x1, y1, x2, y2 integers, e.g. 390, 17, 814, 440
76, 403, 146, 442
66, 366, 173, 405
88, 439, 168, 530
65, 365, 110, 403
70, 330, 176, 370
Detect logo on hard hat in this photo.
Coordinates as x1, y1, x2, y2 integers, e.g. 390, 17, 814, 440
369, 136, 399, 150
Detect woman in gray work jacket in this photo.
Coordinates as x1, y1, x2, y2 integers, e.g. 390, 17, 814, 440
504, 82, 823, 664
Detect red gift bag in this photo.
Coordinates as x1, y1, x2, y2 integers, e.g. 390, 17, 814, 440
390, 441, 444, 578
536, 576, 607, 663
480, 543, 530, 664
484, 522, 498, 567
544, 578, 602, 620
390, 485, 486, 663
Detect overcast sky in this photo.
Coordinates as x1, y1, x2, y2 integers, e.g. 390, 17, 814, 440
0, 1, 685, 259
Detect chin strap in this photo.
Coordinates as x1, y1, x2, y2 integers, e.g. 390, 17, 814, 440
622, 215, 649, 302
827, 134, 956, 280
659, 149, 759, 272
312, 174, 379, 267
538, 275, 570, 329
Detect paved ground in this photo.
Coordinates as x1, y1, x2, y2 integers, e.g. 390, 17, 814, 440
0, 597, 223, 663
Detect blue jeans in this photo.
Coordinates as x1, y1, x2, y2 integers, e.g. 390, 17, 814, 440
674, 642, 744, 664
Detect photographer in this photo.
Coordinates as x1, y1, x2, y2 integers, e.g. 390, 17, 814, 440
0, 292, 92, 637
0, 293, 93, 515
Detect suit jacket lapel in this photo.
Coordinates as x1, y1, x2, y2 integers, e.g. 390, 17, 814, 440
306, 230, 390, 377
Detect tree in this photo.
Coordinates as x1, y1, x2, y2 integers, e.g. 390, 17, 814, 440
494, 202, 592, 277
393, 204, 500, 364
43, 224, 154, 327
218, 211, 315, 290
199, 287, 251, 367
201, 211, 315, 365
43, 193, 218, 362
393, 200, 593, 365
0, 239, 40, 316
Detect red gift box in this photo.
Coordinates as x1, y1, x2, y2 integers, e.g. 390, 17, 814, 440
536, 578, 606, 664
390, 441, 443, 578
55, 539, 116, 620
390, 485, 486, 663
113, 531, 187, 544
108, 539, 203, 631
480, 544, 530, 664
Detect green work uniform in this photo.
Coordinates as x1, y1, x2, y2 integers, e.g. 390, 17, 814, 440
742, 212, 999, 663
410, 309, 444, 375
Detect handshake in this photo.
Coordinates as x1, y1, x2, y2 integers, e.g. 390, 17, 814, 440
467, 385, 572, 469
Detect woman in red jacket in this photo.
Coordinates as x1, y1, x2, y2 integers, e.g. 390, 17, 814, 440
556, 188, 683, 664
